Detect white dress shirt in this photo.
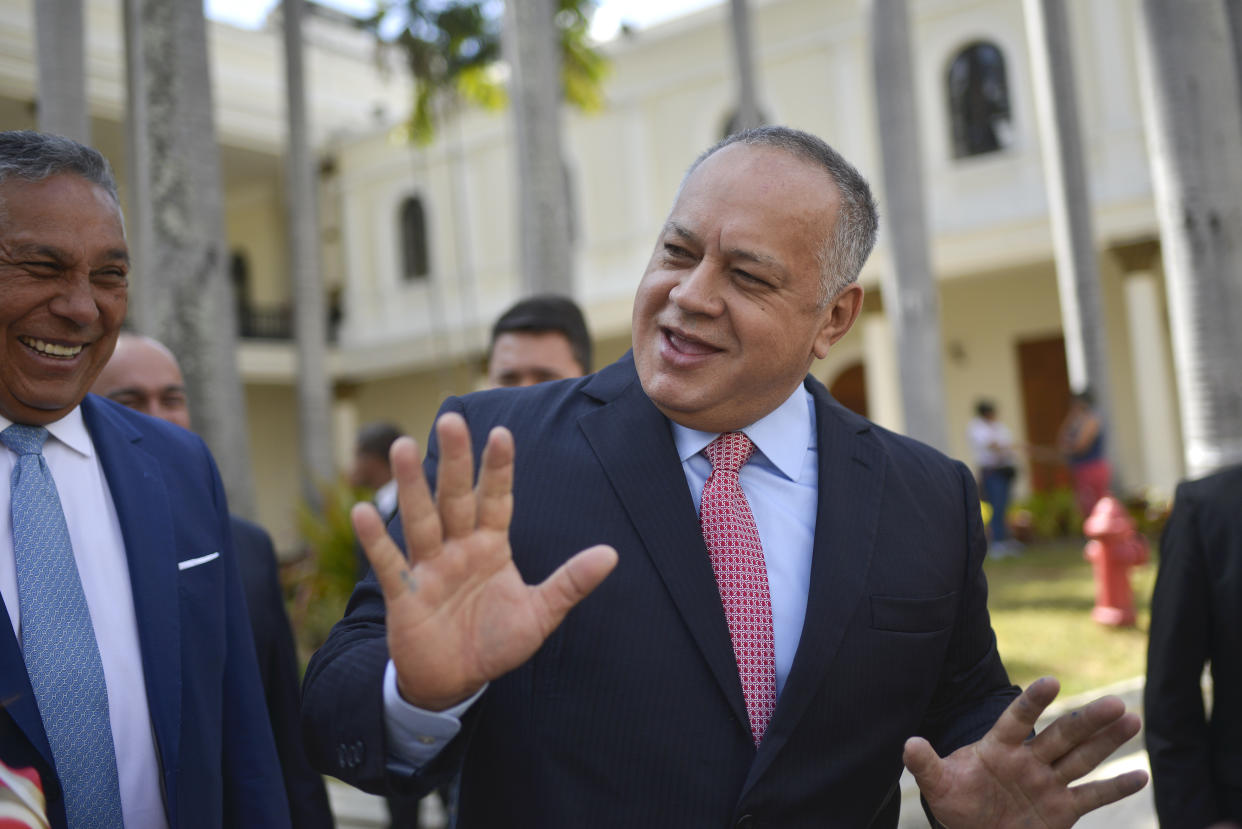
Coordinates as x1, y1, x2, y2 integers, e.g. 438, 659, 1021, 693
0, 410, 169, 829
383, 385, 820, 765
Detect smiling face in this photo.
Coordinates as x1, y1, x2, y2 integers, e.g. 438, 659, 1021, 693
632, 143, 863, 433
0, 174, 129, 425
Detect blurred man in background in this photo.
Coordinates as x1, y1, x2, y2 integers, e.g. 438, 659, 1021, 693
92, 332, 333, 829
486, 294, 592, 388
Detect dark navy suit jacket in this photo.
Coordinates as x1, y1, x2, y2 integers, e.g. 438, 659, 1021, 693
0, 395, 290, 828
303, 353, 1017, 827
1146, 464, 1242, 828
231, 516, 333, 828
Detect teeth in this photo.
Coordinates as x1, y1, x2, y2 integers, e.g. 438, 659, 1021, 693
21, 337, 83, 358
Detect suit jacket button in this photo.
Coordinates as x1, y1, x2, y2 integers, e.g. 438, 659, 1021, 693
735, 815, 755, 829
337, 745, 348, 769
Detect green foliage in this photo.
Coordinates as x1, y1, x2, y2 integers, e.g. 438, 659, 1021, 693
1009, 487, 1083, 542
362, 0, 608, 143
286, 476, 368, 655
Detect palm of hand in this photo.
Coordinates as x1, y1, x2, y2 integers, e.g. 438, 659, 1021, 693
356, 413, 617, 712
918, 734, 1083, 828
904, 677, 1147, 829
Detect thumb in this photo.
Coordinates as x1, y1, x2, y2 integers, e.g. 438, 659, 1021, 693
534, 545, 618, 630
903, 736, 945, 795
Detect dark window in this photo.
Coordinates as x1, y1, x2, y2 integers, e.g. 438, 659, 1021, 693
947, 41, 1012, 158
399, 195, 429, 281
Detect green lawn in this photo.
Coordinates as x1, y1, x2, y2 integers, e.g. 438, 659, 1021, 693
983, 539, 1158, 698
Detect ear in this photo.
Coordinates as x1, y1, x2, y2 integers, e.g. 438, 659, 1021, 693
812, 283, 864, 359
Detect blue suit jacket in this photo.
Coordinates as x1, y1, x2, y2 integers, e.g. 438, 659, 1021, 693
0, 395, 290, 829
303, 353, 1017, 827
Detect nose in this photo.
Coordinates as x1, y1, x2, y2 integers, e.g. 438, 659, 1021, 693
669, 258, 725, 317
48, 272, 101, 327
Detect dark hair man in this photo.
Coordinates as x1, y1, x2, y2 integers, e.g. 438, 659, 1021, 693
91, 332, 333, 828
0, 130, 288, 827
487, 294, 592, 387
303, 126, 1145, 827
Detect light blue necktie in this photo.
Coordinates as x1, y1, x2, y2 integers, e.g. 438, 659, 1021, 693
3, 424, 124, 827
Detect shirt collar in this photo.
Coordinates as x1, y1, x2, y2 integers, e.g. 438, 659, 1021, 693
670, 384, 814, 481
0, 406, 95, 459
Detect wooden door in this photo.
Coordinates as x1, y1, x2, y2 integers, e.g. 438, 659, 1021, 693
1017, 336, 1072, 491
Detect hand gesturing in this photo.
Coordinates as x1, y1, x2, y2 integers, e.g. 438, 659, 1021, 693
353, 412, 618, 711
904, 676, 1148, 828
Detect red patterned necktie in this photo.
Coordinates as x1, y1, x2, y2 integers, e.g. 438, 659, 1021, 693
701, 431, 776, 746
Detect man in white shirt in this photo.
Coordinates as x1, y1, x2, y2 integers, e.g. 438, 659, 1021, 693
303, 126, 1145, 828
967, 399, 1022, 557
0, 130, 288, 827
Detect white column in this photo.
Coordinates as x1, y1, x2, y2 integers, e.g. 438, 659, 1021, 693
862, 310, 903, 434
1122, 270, 1183, 495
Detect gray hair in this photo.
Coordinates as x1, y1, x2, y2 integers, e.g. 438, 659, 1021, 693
682, 126, 879, 307
0, 130, 120, 207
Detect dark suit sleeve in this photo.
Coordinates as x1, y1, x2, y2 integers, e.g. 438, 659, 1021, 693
302, 396, 472, 796
1145, 482, 1220, 828
921, 461, 1019, 754
232, 518, 334, 829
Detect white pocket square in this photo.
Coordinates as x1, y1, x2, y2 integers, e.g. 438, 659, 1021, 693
177, 552, 220, 571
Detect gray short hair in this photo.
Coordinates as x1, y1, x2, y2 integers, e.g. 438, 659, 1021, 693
683, 126, 879, 307
0, 130, 120, 207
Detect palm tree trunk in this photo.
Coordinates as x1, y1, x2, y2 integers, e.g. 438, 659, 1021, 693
34, 0, 89, 142
122, 0, 257, 515
1022, 0, 1118, 478
503, 0, 574, 296
1135, 0, 1242, 475
868, 0, 948, 452
729, 0, 762, 133
283, 0, 336, 504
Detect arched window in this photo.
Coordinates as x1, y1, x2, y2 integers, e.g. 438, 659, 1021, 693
399, 195, 429, 281
946, 41, 1012, 158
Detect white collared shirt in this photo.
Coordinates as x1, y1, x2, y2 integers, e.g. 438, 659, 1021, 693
670, 384, 818, 695
0, 409, 168, 829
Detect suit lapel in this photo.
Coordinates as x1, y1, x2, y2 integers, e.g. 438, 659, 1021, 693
82, 396, 182, 805
0, 598, 54, 768
744, 379, 886, 789
577, 360, 750, 732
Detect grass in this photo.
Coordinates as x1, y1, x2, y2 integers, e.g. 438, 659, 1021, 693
984, 538, 1158, 698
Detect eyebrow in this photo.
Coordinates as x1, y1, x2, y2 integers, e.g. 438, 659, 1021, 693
665, 220, 786, 274
13, 243, 130, 267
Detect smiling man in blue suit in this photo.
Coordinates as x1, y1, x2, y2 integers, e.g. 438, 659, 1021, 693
0, 131, 288, 827
304, 127, 1146, 827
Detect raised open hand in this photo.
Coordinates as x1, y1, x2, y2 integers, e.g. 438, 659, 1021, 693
903, 677, 1148, 828
353, 411, 618, 711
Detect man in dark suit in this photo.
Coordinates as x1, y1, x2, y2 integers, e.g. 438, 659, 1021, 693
0, 130, 289, 827
303, 126, 1145, 827
92, 332, 334, 828
1146, 463, 1242, 828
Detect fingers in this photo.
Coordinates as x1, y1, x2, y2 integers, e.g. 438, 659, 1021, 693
1069, 769, 1148, 816
476, 427, 515, 533
902, 737, 945, 797
391, 436, 444, 564
353, 501, 412, 603
987, 676, 1061, 745
435, 413, 479, 539
533, 545, 619, 633
1044, 705, 1141, 782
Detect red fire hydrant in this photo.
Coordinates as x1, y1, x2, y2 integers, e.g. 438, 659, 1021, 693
1082, 496, 1149, 626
